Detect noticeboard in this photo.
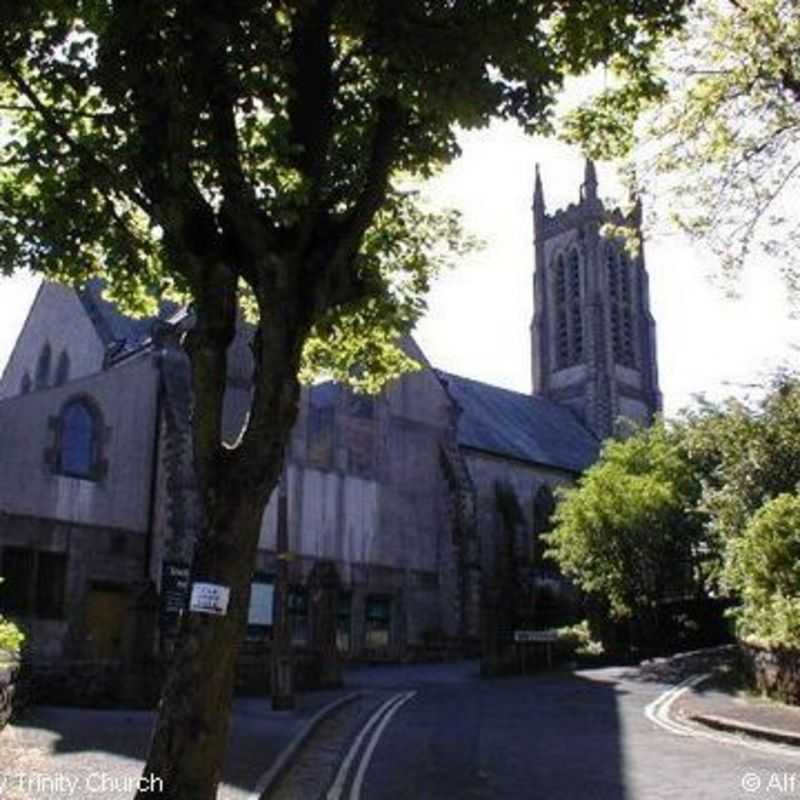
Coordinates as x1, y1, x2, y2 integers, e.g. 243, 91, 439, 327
161, 561, 190, 617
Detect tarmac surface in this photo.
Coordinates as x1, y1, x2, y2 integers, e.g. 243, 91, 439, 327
1, 652, 798, 799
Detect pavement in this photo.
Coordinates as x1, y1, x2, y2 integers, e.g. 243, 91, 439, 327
670, 669, 800, 747
633, 645, 800, 747
0, 687, 353, 800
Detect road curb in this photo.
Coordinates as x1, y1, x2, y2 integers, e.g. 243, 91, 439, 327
250, 690, 362, 800
688, 712, 800, 748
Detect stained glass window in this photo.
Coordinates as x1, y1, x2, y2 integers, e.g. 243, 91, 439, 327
59, 400, 96, 478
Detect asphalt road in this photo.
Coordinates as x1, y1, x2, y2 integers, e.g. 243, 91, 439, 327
343, 661, 799, 800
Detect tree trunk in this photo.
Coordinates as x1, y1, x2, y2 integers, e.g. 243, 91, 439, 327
135, 471, 272, 800
133, 265, 309, 799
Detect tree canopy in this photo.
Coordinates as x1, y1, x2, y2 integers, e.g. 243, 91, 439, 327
725, 492, 800, 648
562, 0, 800, 287
544, 422, 714, 627
546, 375, 800, 652
0, 3, 693, 797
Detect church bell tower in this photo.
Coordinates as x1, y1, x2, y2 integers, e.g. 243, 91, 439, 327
530, 160, 661, 439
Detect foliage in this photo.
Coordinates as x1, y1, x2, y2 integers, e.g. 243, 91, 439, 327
0, 617, 24, 659
684, 375, 800, 549
0, 581, 24, 659
556, 620, 604, 658
544, 422, 714, 624
725, 493, 800, 648
0, 1, 688, 391
562, 0, 800, 289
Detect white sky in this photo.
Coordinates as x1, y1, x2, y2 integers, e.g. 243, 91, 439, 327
1, 121, 798, 417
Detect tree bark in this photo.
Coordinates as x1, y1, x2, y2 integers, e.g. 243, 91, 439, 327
135, 464, 276, 798
136, 283, 306, 799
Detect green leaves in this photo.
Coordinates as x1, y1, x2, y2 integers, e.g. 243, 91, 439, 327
725, 493, 800, 647
544, 422, 712, 621
563, 0, 800, 290
0, 581, 24, 658
0, 1, 689, 405
300, 192, 480, 391
546, 374, 800, 649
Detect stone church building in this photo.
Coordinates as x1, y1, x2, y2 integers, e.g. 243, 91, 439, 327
0, 162, 659, 676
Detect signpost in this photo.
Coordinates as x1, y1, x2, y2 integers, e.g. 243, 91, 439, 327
513, 629, 558, 672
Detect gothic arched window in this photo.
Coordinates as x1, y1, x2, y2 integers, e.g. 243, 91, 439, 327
606, 244, 637, 368
20, 372, 32, 395
55, 351, 70, 386
56, 398, 102, 480
35, 343, 52, 389
555, 253, 569, 368
552, 249, 583, 369
568, 248, 583, 363
531, 485, 556, 568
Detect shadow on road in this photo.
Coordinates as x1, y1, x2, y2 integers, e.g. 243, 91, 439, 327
345, 660, 630, 800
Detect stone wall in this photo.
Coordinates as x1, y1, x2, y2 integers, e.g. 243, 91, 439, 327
741, 642, 800, 706
0, 514, 148, 662
0, 355, 160, 532
0, 661, 17, 730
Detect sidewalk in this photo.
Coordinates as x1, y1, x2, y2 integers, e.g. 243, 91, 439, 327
0, 688, 353, 800
672, 673, 800, 747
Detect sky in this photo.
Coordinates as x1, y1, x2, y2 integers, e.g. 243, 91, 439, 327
1, 121, 799, 417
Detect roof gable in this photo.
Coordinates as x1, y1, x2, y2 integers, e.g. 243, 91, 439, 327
436, 371, 600, 473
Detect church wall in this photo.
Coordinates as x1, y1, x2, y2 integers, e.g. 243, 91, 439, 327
252, 356, 457, 654
0, 357, 158, 663
0, 512, 147, 661
0, 282, 106, 399
0, 355, 159, 532
461, 448, 574, 581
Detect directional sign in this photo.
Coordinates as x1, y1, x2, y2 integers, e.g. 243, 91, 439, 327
514, 630, 559, 644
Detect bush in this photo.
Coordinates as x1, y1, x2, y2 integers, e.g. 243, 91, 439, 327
544, 422, 714, 648
556, 620, 604, 658
725, 493, 800, 648
0, 616, 24, 660
0, 580, 24, 660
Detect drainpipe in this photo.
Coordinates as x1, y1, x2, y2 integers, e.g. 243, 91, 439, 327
144, 355, 163, 583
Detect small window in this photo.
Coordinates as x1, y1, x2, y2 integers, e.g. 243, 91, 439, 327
57, 398, 101, 479
0, 547, 35, 614
287, 587, 309, 646
35, 343, 52, 389
337, 592, 352, 654
365, 595, 391, 651
0, 547, 67, 619
20, 372, 31, 395
55, 351, 70, 386
247, 575, 275, 635
36, 552, 67, 619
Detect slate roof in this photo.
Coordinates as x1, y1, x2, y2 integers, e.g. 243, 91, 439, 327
78, 279, 182, 356
436, 371, 600, 473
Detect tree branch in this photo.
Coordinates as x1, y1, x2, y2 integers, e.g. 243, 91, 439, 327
331, 96, 405, 275
0, 49, 154, 217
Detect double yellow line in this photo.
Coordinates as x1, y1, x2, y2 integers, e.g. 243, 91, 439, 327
327, 690, 417, 800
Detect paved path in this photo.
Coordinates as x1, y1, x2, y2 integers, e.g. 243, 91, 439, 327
0, 690, 347, 799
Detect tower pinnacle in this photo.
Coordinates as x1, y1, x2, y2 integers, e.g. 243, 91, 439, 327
533, 163, 545, 229
582, 157, 598, 202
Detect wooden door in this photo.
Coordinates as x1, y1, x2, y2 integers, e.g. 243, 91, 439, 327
85, 585, 128, 660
